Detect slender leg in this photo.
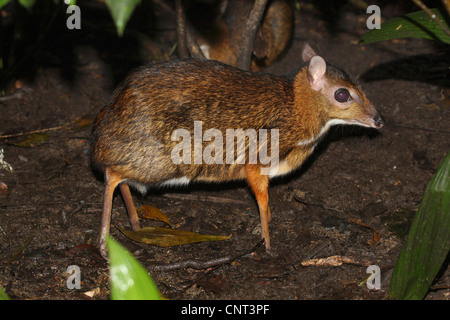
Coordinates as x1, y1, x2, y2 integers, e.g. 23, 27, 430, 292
245, 164, 271, 250
119, 183, 140, 231
99, 168, 123, 259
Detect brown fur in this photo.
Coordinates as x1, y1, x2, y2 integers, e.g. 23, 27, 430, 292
91, 59, 296, 183
91, 50, 383, 258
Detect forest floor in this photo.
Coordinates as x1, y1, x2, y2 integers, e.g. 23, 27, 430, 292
0, 1, 449, 300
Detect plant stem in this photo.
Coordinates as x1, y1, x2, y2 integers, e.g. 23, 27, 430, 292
175, 0, 188, 58
413, 0, 450, 37
442, 0, 450, 18
237, 0, 269, 71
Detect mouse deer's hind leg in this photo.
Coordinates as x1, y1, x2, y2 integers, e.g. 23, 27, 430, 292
245, 164, 271, 251
119, 182, 140, 231
99, 168, 123, 259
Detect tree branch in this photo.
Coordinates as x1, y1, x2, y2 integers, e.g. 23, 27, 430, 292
237, 0, 269, 70
175, 0, 189, 58
412, 0, 450, 37
443, 0, 450, 18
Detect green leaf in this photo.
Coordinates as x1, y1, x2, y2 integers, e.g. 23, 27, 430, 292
360, 9, 450, 45
0, 286, 9, 300
18, 0, 36, 10
118, 226, 231, 247
105, 0, 141, 37
107, 236, 162, 300
389, 151, 450, 300
0, 0, 10, 10
10, 132, 50, 147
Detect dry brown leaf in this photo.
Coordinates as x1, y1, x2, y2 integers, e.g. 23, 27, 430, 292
11, 132, 50, 148
349, 219, 381, 245
137, 205, 172, 227
117, 226, 230, 247
75, 116, 93, 129
0, 181, 9, 194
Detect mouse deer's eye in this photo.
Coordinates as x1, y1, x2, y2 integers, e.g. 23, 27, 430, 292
334, 88, 352, 103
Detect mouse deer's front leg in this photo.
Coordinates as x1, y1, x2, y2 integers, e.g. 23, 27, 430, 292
245, 164, 271, 250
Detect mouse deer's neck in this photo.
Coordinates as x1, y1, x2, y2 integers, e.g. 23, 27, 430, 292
293, 69, 332, 146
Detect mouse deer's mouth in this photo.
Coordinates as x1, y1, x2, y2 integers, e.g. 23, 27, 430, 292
350, 109, 385, 129
358, 113, 384, 129
372, 114, 385, 128
332, 113, 384, 129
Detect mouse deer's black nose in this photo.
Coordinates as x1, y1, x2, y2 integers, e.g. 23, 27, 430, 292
373, 114, 384, 128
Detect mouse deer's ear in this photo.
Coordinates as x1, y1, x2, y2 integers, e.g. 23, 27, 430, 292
307, 56, 327, 91
301, 42, 320, 62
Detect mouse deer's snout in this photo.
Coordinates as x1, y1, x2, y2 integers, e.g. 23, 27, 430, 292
372, 113, 384, 129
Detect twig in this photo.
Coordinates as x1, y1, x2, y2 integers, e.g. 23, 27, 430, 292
148, 256, 233, 271
175, 0, 205, 59
186, 23, 206, 59
412, 0, 450, 37
443, 0, 450, 18
293, 196, 344, 214
349, 218, 381, 246
175, 0, 189, 59
0, 103, 98, 139
0, 126, 67, 140
148, 239, 263, 271
0, 87, 32, 102
237, 0, 269, 70
301, 255, 371, 267
430, 284, 450, 291
163, 193, 248, 205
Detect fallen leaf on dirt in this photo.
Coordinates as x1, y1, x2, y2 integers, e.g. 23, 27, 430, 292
137, 205, 172, 227
0, 181, 9, 194
357, 273, 373, 287
117, 226, 231, 247
381, 209, 415, 238
349, 219, 381, 246
74, 116, 93, 129
83, 287, 100, 298
6, 236, 33, 264
11, 132, 50, 147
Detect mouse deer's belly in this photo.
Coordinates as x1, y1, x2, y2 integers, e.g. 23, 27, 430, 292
268, 145, 315, 178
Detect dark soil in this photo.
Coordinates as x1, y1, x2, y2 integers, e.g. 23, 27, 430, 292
0, 1, 449, 300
